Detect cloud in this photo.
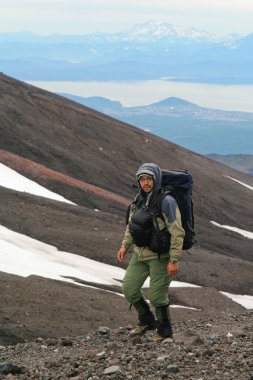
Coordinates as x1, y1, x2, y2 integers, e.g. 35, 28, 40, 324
0, 0, 252, 35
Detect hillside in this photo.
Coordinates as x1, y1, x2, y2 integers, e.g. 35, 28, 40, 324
0, 73, 253, 349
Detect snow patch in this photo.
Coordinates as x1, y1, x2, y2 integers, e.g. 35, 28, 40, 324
0, 163, 75, 205
211, 221, 253, 239
226, 175, 253, 191
1, 225, 253, 309
221, 292, 253, 310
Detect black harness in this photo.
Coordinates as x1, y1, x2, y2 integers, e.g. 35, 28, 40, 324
128, 192, 171, 255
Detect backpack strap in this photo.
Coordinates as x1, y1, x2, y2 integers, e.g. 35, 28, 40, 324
126, 189, 171, 225
126, 204, 131, 225
126, 192, 142, 225
155, 188, 172, 219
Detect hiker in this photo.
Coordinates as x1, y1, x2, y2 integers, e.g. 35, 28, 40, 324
117, 162, 185, 342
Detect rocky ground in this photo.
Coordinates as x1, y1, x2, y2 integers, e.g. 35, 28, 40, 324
0, 312, 252, 380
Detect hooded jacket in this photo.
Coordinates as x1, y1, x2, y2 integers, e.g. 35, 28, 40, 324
121, 163, 185, 262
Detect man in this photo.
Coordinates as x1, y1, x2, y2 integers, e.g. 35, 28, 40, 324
117, 163, 184, 342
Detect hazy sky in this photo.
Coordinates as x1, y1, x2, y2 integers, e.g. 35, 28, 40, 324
1, 0, 253, 36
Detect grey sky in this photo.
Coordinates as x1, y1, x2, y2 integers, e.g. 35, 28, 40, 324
0, 0, 253, 36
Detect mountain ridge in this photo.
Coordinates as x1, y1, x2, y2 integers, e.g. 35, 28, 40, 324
0, 21, 252, 83
0, 20, 242, 43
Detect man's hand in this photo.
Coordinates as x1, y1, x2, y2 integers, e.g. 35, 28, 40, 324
117, 247, 127, 262
167, 261, 179, 277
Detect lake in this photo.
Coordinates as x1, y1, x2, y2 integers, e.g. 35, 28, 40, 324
27, 80, 253, 113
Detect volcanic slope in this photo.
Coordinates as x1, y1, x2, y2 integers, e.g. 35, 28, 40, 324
0, 73, 253, 344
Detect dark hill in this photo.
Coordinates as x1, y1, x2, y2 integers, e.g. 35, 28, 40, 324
149, 96, 197, 108
0, 73, 253, 345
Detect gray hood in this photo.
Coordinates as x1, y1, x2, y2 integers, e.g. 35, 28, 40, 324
136, 163, 162, 206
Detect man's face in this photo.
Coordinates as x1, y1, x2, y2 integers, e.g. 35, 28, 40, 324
139, 175, 154, 193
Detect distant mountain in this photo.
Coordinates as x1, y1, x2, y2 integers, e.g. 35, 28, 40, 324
207, 154, 253, 176
116, 20, 231, 43
60, 94, 253, 155
61, 94, 124, 112
0, 21, 252, 83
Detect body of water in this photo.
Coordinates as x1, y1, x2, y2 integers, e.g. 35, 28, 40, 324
28, 80, 253, 113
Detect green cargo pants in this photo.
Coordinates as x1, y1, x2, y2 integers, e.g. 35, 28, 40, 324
122, 252, 171, 307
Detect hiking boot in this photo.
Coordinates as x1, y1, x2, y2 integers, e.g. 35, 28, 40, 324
147, 331, 174, 343
155, 305, 173, 338
157, 322, 173, 338
147, 331, 164, 342
130, 323, 155, 337
130, 298, 156, 337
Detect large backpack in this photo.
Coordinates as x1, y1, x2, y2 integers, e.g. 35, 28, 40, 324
127, 169, 195, 251
158, 169, 195, 250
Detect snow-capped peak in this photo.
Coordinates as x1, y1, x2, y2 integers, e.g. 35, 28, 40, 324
118, 20, 226, 43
